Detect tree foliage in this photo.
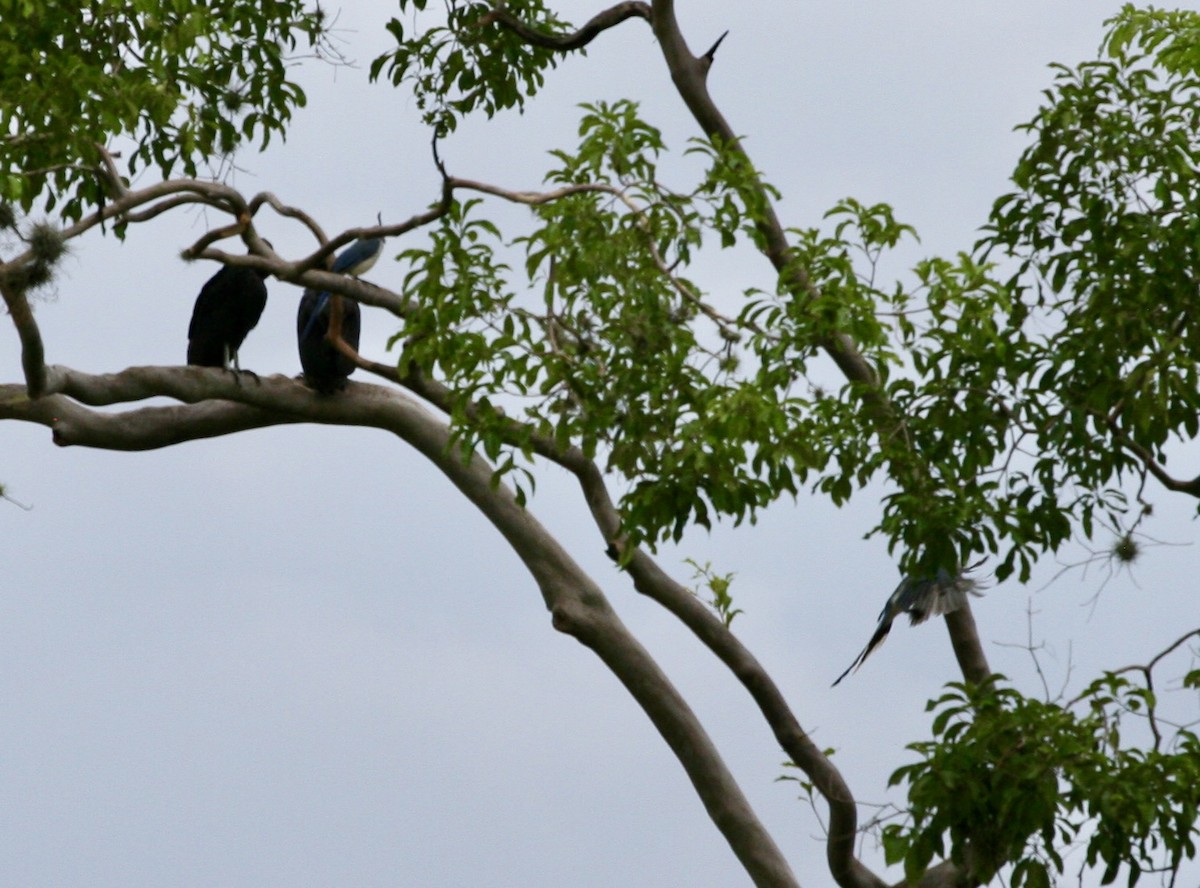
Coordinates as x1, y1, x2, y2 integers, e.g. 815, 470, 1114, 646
978, 7, 1200, 572
0, 0, 326, 220
370, 0, 573, 135
2, 2, 1199, 887
886, 667, 1200, 888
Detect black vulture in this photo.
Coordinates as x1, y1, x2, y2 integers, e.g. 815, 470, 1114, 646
186, 253, 270, 371
297, 288, 361, 393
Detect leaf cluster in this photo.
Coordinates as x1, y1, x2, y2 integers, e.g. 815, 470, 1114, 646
885, 676, 1200, 888
365, 4, 1200, 586
846, 7, 1200, 581
371, 0, 571, 136
979, 7, 1200, 541
392, 101, 845, 546
0, 1, 326, 221
379, 80, 1138, 575
684, 558, 742, 627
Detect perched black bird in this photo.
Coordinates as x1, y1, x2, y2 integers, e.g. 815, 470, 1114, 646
186, 251, 270, 371
297, 287, 361, 393
300, 234, 386, 339
832, 567, 983, 686
295, 236, 380, 393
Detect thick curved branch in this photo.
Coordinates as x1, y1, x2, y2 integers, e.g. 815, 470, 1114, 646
322, 310, 877, 884
0, 384, 300, 449
574, 462, 886, 888
362, 360, 882, 887
0, 277, 48, 397
0, 365, 801, 888
477, 2, 651, 50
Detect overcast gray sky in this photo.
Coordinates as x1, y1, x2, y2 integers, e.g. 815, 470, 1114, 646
3, 4, 1198, 887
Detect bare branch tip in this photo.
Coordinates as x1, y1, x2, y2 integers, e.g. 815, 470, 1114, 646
1, 490, 33, 511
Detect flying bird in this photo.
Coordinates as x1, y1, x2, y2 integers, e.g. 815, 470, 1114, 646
297, 287, 361, 393
186, 248, 271, 371
832, 567, 982, 686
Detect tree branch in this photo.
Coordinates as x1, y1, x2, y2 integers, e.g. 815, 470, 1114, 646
82, 180, 245, 240
448, 176, 620, 205
910, 859, 972, 888
8, 389, 301, 449
248, 173, 457, 277
1106, 416, 1200, 497
363, 358, 885, 888
1072, 626, 1200, 752
477, 2, 651, 50
644, 0, 992, 694
945, 607, 990, 687
0, 276, 48, 397
574, 460, 888, 888
249, 192, 329, 245
0, 365, 802, 887
0, 143, 981, 887
93, 143, 128, 199
634, 4, 994, 881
